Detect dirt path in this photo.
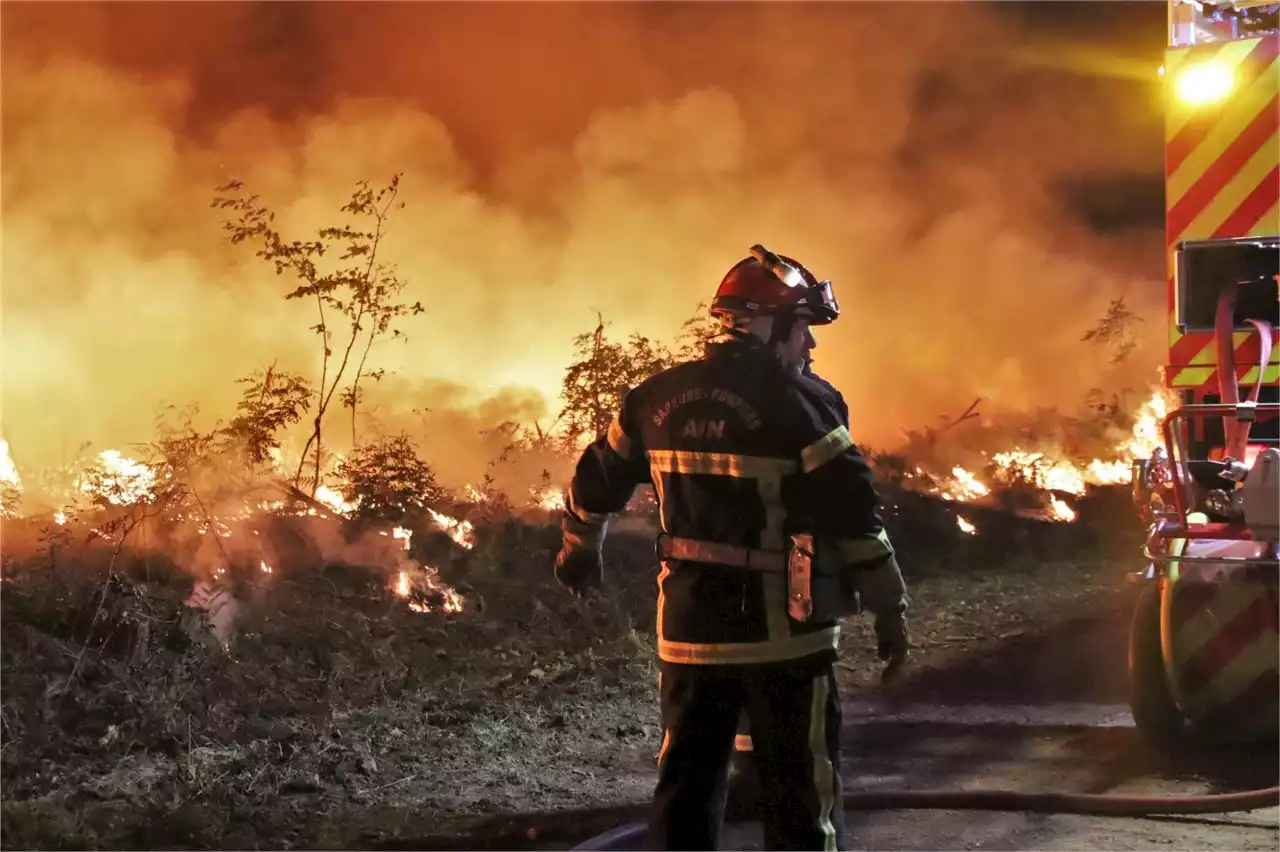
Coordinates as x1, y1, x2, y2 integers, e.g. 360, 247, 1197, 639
723, 585, 1277, 851
504, 706, 1278, 851
710, 717, 1279, 852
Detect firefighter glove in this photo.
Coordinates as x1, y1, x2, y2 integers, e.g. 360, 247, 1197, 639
554, 513, 606, 598
874, 605, 910, 685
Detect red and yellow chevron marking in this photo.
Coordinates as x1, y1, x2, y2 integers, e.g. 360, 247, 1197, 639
1165, 577, 1279, 737
1163, 34, 1280, 394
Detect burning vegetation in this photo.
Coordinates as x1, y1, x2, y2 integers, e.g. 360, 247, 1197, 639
0, 148, 1171, 565
0, 292, 1171, 632
0, 171, 1172, 677
891, 388, 1169, 527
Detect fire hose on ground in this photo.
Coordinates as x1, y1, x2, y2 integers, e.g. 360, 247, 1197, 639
567, 786, 1280, 850
371, 785, 1280, 851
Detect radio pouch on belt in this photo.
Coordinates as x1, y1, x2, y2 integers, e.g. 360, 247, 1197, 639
787, 534, 856, 623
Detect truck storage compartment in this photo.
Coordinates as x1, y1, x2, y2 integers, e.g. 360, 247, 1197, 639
1175, 236, 1280, 332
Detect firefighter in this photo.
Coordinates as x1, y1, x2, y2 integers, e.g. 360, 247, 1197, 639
553, 245, 911, 851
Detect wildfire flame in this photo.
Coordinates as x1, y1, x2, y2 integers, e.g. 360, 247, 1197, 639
1123, 391, 1169, 459
939, 467, 990, 502
2, 386, 1175, 628
0, 440, 21, 490
381, 523, 468, 613
1048, 494, 1076, 523
392, 566, 464, 614
533, 487, 566, 512
922, 389, 1175, 520
426, 508, 476, 549
314, 484, 359, 515
0, 439, 21, 517
990, 451, 1088, 495
1086, 459, 1131, 484
79, 450, 157, 506
8, 438, 476, 621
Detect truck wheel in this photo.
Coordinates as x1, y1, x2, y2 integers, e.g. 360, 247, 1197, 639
1128, 582, 1186, 747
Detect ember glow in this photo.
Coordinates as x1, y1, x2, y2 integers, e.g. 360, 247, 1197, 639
197, 519, 234, 539
957, 516, 977, 535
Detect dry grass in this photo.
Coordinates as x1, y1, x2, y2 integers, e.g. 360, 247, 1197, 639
0, 485, 1143, 850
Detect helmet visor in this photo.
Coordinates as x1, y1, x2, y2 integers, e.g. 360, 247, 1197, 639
804, 279, 839, 324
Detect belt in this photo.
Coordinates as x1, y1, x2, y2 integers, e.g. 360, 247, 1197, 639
656, 534, 788, 573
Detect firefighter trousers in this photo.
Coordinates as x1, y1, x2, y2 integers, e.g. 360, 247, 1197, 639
650, 658, 844, 851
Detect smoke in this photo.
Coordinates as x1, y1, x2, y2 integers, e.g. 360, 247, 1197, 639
356, 376, 560, 494
1, 2, 1167, 482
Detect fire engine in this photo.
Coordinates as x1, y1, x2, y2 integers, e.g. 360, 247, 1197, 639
1129, 0, 1279, 745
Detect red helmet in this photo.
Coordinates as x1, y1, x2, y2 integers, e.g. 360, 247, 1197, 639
710, 244, 839, 325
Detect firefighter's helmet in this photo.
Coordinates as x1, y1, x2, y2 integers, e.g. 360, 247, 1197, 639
711, 244, 839, 325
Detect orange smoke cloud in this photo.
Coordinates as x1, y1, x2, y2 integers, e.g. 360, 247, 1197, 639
1, 2, 1168, 482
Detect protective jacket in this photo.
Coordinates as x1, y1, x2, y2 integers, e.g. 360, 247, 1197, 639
564, 335, 896, 667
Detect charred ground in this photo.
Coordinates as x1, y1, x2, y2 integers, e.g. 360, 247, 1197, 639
0, 484, 1150, 851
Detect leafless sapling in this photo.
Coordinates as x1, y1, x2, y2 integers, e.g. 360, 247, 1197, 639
212, 175, 424, 494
